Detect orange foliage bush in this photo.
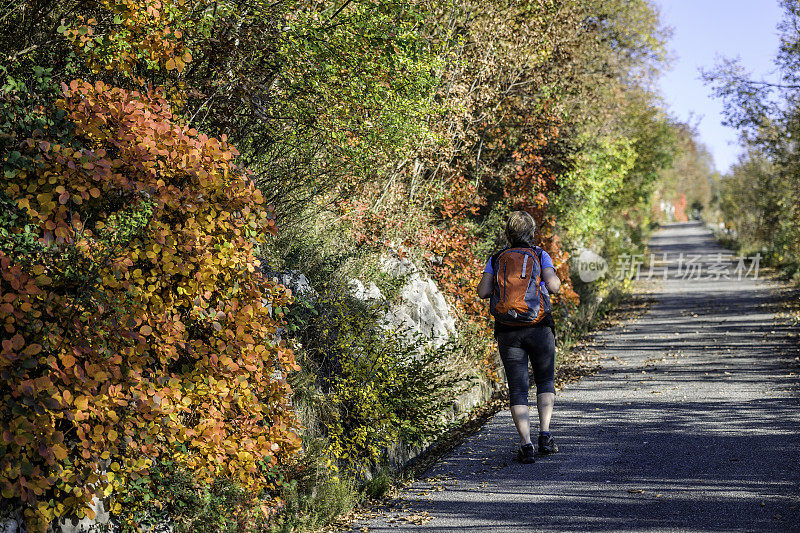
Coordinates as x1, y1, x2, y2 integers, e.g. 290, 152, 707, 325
60, 0, 194, 76
0, 80, 300, 531
338, 112, 579, 332
418, 116, 580, 326
506, 124, 579, 307
338, 134, 579, 377
673, 192, 689, 223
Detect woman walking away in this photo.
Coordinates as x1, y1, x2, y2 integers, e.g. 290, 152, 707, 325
477, 211, 561, 464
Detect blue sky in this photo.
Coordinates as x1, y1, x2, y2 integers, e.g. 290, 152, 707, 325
655, 0, 785, 172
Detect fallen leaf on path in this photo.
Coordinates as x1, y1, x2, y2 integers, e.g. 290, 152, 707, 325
400, 512, 433, 525
627, 489, 644, 494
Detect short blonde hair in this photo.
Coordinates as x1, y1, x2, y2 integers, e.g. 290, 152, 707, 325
505, 211, 537, 247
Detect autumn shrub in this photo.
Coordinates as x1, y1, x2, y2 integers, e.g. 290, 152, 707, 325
57, 0, 198, 78
0, 72, 300, 531
262, 272, 468, 531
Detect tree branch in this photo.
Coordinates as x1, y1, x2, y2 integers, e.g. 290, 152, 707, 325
743, 79, 800, 90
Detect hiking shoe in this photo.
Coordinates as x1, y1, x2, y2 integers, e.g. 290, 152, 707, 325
517, 443, 536, 463
537, 434, 559, 455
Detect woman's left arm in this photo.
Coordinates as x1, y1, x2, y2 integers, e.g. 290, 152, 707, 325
542, 267, 561, 294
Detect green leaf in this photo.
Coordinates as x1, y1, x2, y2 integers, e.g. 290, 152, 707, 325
20, 461, 34, 476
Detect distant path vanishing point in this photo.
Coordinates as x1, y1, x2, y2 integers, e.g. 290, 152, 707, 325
349, 221, 800, 533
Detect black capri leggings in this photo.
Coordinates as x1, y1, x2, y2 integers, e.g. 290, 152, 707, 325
496, 325, 556, 405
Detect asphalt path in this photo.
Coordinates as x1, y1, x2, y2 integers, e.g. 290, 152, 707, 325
349, 222, 800, 532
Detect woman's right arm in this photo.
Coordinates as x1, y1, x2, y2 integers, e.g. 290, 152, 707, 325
477, 272, 493, 299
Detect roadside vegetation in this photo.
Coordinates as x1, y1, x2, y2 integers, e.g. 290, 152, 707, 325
695, 0, 800, 283
0, 1, 722, 531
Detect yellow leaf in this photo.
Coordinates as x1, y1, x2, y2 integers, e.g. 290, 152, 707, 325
74, 396, 88, 411
37, 501, 53, 521
53, 443, 68, 461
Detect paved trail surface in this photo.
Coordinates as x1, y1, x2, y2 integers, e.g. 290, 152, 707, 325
350, 222, 800, 532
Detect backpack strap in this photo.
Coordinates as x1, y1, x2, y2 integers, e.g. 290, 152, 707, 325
531, 246, 543, 265
530, 246, 554, 326
530, 246, 546, 288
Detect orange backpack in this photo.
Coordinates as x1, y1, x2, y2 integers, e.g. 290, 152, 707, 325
489, 247, 551, 325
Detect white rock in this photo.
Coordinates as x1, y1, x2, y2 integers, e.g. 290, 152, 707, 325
276, 270, 317, 301
380, 255, 416, 278
348, 279, 383, 302
0, 518, 20, 533
379, 256, 457, 348
290, 256, 456, 350
57, 496, 111, 533
363, 282, 382, 301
